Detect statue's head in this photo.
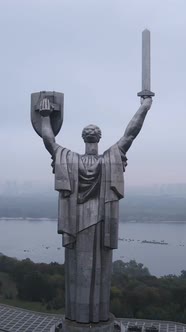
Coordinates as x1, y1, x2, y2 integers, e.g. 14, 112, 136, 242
82, 124, 102, 143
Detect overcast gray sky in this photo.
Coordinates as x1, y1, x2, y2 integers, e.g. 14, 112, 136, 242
0, 0, 185, 187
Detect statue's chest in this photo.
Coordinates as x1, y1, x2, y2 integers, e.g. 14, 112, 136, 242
78, 155, 102, 203
79, 155, 102, 176
80, 154, 99, 168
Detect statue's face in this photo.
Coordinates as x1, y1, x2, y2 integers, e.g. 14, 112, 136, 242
82, 124, 102, 143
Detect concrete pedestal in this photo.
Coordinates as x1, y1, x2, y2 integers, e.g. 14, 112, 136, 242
62, 316, 115, 332
50, 314, 116, 332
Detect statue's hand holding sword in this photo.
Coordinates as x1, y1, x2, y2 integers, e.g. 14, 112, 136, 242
140, 97, 152, 111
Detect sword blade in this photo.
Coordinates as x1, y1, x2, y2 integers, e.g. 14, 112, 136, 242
137, 29, 155, 97
142, 29, 151, 91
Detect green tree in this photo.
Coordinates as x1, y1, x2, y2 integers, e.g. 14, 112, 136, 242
17, 271, 55, 302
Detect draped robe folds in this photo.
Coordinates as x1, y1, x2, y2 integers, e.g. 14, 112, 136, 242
54, 144, 126, 323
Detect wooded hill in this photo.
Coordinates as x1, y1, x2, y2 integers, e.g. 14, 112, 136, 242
0, 255, 185, 323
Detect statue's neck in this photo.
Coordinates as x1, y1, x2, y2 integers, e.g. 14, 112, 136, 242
85, 143, 98, 155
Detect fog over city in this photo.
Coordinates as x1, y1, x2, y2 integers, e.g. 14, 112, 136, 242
0, 0, 185, 188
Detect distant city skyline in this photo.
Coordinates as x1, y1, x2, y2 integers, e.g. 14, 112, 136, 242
1, 179, 186, 197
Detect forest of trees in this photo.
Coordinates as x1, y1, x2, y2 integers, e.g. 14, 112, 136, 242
0, 255, 186, 323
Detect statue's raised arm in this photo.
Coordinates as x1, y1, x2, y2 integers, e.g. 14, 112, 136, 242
39, 98, 59, 156
117, 97, 152, 153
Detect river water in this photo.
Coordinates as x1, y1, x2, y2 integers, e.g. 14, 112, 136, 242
0, 219, 185, 276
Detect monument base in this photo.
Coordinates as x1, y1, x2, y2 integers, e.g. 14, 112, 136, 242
50, 314, 115, 332
62, 316, 115, 332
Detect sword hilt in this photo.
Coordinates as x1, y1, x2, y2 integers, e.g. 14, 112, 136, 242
137, 89, 155, 97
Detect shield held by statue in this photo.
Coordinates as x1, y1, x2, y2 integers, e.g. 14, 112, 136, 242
31, 91, 64, 137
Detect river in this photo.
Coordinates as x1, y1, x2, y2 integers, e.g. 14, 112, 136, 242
0, 219, 185, 276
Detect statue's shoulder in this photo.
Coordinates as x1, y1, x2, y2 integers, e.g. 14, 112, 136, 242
103, 144, 118, 156
55, 146, 79, 156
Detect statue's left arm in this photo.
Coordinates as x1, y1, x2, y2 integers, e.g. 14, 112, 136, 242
117, 97, 152, 153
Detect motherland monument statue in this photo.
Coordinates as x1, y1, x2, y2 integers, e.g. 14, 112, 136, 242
31, 29, 154, 331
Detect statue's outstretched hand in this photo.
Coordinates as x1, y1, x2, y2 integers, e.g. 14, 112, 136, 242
39, 98, 52, 117
140, 97, 152, 111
